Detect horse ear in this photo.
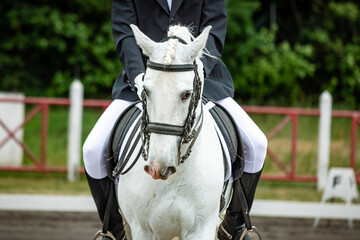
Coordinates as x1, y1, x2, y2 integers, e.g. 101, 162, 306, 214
130, 24, 157, 57
186, 26, 212, 61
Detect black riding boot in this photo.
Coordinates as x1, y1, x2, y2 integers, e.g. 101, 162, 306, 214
86, 171, 126, 240
218, 170, 262, 240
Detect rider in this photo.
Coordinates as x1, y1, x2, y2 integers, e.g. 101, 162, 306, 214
83, 0, 268, 239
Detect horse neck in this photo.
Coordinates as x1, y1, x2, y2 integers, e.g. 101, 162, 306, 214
180, 106, 222, 178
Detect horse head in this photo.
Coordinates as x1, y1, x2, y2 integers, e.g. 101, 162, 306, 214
130, 24, 212, 180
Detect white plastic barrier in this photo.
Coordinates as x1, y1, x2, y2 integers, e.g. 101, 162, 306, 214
314, 167, 359, 228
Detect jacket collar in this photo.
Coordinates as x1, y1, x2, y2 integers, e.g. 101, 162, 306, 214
170, 0, 184, 18
156, 0, 170, 14
156, 0, 184, 16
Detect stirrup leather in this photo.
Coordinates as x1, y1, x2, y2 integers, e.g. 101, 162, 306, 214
219, 224, 233, 239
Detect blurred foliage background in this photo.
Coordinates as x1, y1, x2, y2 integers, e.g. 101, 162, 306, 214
1, 0, 359, 108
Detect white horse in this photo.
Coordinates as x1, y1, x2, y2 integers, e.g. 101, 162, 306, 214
117, 24, 224, 240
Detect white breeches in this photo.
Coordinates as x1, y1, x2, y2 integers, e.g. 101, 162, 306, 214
83, 100, 134, 179
216, 97, 268, 173
83, 97, 268, 179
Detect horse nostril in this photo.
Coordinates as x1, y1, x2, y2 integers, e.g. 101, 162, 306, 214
144, 163, 176, 180
144, 165, 152, 174
165, 166, 176, 176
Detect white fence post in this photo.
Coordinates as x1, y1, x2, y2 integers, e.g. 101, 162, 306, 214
317, 90, 332, 190
67, 80, 84, 182
0, 92, 25, 166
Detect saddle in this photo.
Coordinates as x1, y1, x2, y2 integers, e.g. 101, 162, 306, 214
105, 102, 142, 182
105, 99, 244, 182
203, 98, 244, 181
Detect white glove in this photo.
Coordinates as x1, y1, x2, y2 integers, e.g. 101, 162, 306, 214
134, 73, 145, 98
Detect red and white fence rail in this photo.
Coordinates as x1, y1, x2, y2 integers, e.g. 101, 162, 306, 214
242, 105, 360, 183
0, 96, 108, 175
0, 93, 359, 183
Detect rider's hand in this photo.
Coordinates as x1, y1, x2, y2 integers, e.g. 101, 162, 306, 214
134, 72, 145, 98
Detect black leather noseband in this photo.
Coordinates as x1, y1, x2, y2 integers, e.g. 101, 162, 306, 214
146, 122, 185, 136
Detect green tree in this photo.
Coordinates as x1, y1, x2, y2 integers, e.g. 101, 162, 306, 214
243, 0, 360, 108
1, 0, 359, 108
224, 0, 315, 105
302, 1, 360, 108
0, 0, 120, 98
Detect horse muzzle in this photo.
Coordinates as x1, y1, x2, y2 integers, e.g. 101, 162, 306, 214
144, 161, 177, 180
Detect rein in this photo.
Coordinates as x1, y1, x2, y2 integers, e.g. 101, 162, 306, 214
141, 38, 203, 165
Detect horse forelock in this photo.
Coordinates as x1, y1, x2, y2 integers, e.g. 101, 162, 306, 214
164, 25, 199, 65
164, 38, 178, 65
168, 25, 194, 43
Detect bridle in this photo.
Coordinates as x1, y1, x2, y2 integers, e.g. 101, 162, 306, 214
140, 37, 203, 165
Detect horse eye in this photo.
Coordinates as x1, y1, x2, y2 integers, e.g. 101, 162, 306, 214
181, 91, 192, 101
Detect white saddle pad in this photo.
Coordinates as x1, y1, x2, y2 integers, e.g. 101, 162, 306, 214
205, 102, 233, 182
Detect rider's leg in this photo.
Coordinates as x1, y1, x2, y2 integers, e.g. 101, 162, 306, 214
215, 97, 267, 240
83, 99, 134, 239
86, 171, 126, 240
218, 171, 262, 240
215, 97, 267, 174
83, 99, 134, 179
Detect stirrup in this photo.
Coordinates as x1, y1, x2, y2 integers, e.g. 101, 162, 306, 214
220, 224, 262, 240
93, 230, 116, 240
239, 226, 261, 240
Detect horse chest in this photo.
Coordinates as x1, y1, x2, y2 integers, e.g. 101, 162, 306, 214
119, 172, 201, 236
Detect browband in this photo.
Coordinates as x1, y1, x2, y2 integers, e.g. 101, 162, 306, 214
147, 35, 195, 72
147, 60, 197, 72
